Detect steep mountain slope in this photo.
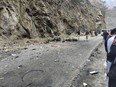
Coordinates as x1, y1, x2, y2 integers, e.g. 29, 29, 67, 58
0, 0, 105, 48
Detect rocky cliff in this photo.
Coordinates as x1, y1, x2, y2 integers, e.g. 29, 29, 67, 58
0, 0, 105, 48
105, 7, 116, 29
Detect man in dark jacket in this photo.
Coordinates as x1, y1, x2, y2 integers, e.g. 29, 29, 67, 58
103, 30, 109, 41
106, 28, 116, 87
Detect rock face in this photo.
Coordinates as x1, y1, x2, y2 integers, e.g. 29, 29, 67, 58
0, 0, 105, 41
106, 7, 116, 29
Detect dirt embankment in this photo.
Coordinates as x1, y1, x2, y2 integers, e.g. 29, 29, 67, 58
70, 43, 106, 87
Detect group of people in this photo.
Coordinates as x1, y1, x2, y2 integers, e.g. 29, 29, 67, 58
76, 28, 116, 87
104, 28, 116, 87
76, 30, 99, 41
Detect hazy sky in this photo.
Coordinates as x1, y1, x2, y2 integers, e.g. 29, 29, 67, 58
103, 0, 116, 9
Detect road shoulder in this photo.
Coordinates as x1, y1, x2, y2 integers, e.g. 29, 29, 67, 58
71, 43, 106, 87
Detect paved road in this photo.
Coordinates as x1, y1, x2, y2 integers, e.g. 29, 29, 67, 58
0, 35, 103, 87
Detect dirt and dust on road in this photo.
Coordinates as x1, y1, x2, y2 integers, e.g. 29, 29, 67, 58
70, 43, 106, 87
0, 35, 103, 87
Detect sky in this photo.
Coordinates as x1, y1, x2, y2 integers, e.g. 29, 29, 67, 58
103, 0, 116, 9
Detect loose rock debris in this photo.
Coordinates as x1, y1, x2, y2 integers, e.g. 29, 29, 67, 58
11, 54, 19, 58
83, 82, 88, 87
89, 71, 99, 75
70, 43, 105, 87
18, 65, 23, 68
0, 78, 4, 80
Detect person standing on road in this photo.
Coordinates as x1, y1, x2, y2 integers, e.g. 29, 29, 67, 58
94, 30, 98, 36
77, 30, 80, 40
85, 30, 89, 40
105, 28, 116, 87
103, 30, 109, 41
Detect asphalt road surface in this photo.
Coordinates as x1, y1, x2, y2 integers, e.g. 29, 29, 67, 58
0, 35, 103, 87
